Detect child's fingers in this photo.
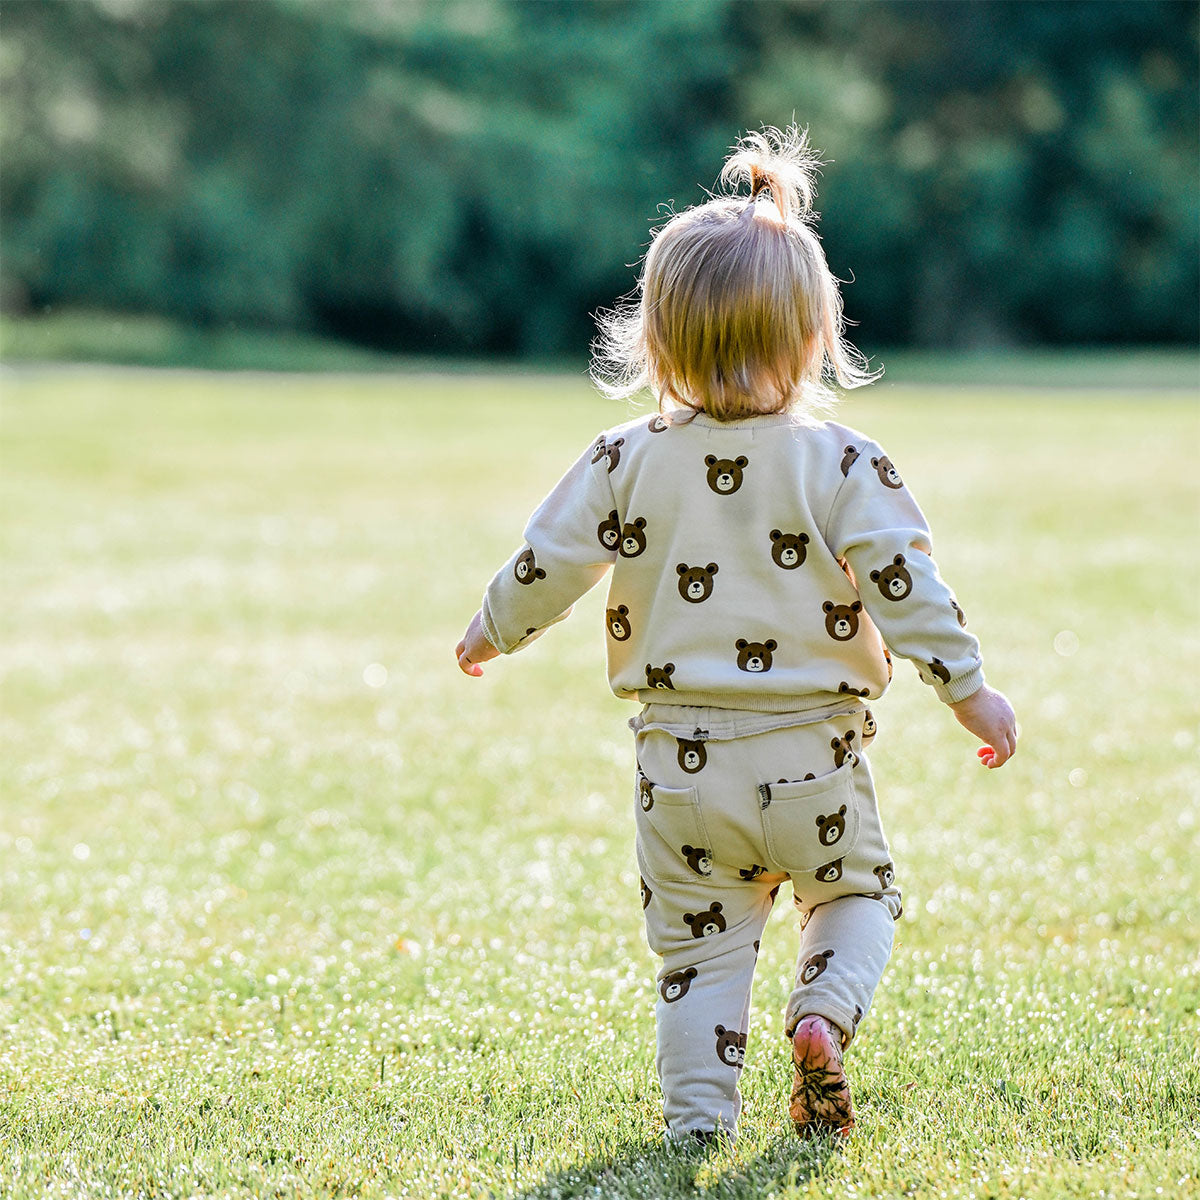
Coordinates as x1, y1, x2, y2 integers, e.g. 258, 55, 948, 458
455, 642, 484, 678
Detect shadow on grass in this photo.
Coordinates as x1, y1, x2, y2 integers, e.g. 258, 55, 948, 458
509, 1130, 840, 1199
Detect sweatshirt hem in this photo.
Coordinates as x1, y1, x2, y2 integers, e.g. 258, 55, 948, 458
629, 688, 866, 717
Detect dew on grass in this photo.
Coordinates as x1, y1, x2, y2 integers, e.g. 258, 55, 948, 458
1053, 629, 1080, 656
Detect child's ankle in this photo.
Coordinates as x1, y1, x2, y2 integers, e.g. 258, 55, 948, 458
793, 1013, 847, 1046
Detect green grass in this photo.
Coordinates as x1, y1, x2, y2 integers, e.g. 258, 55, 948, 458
1, 365, 1198, 1199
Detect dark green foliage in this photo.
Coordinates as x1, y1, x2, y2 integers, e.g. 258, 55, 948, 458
1, 0, 1196, 355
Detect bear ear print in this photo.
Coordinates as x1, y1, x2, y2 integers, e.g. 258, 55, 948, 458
851, 600, 862, 611
706, 562, 719, 574
705, 455, 717, 466
871, 457, 880, 467
676, 563, 689, 575
664, 663, 674, 675
765, 639, 777, 651
685, 967, 697, 979
634, 517, 646, 529
869, 570, 881, 581
712, 902, 722, 912
735, 456, 748, 467
736, 639, 748, 650
894, 554, 906, 566
535, 567, 546, 579
715, 1024, 726, 1036
770, 529, 782, 541
823, 601, 835, 613
799, 533, 809, 543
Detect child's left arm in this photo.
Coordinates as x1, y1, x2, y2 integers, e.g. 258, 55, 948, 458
824, 440, 986, 705
456, 436, 619, 676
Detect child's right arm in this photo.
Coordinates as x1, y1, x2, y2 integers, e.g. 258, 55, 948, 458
471, 435, 619, 660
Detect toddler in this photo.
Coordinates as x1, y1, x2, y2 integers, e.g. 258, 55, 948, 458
455, 127, 1016, 1142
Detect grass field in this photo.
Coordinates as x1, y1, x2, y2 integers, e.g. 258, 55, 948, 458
1, 365, 1197, 1199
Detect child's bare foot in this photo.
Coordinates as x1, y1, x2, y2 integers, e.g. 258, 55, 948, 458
789, 1015, 854, 1136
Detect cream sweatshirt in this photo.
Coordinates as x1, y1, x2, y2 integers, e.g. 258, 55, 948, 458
481, 409, 983, 714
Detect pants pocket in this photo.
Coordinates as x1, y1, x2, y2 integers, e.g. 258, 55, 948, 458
635, 779, 714, 884
758, 761, 861, 876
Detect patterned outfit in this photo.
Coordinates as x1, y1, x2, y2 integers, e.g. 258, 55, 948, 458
481, 408, 982, 1139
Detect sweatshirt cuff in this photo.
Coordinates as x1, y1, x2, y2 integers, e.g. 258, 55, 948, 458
935, 665, 985, 705
479, 594, 511, 654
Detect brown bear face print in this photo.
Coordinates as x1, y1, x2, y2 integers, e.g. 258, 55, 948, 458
619, 518, 648, 557
862, 710, 877, 743
840, 445, 860, 476
815, 858, 844, 883
870, 554, 913, 601
684, 902, 725, 938
871, 455, 903, 489
676, 738, 707, 773
735, 639, 777, 673
676, 562, 719, 603
874, 862, 895, 889
640, 877, 652, 909
603, 437, 624, 472
590, 437, 608, 465
648, 414, 670, 433
799, 949, 834, 984
514, 547, 545, 584
645, 662, 676, 690
605, 605, 631, 641
682, 844, 713, 877
770, 529, 809, 569
704, 455, 748, 495
928, 658, 951, 684
831, 731, 857, 768
714, 1025, 747, 1068
597, 510, 620, 552
637, 774, 654, 811
822, 601, 862, 641
739, 864, 767, 880
839, 682, 870, 697
659, 968, 697, 1003
815, 805, 847, 846
951, 599, 967, 627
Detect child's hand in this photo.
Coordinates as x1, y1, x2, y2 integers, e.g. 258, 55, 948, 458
456, 610, 499, 677
948, 685, 1018, 768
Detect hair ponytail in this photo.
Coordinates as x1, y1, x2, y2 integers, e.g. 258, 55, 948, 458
719, 125, 823, 223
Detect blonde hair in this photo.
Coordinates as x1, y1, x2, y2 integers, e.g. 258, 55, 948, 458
592, 125, 879, 421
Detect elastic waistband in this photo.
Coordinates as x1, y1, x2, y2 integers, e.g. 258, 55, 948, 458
628, 698, 865, 741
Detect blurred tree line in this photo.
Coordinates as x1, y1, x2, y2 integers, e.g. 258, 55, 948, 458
2, 0, 1196, 357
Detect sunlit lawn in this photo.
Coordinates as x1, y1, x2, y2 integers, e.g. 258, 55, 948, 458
1, 365, 1197, 1199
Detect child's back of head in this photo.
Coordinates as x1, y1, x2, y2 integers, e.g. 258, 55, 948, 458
593, 125, 878, 423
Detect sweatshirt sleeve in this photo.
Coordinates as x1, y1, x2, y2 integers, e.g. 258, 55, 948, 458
823, 441, 984, 703
480, 436, 619, 654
